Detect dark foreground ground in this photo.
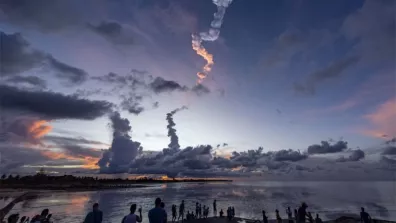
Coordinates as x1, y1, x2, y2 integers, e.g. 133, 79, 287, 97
175, 217, 396, 223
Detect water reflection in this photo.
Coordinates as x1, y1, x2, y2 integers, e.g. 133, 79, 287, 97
0, 181, 394, 223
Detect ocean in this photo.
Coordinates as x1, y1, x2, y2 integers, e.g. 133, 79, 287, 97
1, 181, 395, 223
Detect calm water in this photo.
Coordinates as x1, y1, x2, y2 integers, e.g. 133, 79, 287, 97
1, 181, 395, 222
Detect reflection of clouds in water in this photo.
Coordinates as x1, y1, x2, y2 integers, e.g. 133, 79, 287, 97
2, 182, 394, 223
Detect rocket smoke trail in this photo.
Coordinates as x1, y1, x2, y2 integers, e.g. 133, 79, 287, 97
192, 0, 233, 83
166, 106, 188, 150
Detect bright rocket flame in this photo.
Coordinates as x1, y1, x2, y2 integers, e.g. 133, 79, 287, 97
28, 120, 52, 139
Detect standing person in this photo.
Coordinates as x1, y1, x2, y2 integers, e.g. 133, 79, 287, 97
298, 203, 308, 223
276, 209, 282, 223
178, 200, 185, 222
231, 207, 235, 218
219, 209, 224, 218
314, 214, 322, 223
148, 198, 166, 223
307, 212, 313, 223
286, 207, 293, 223
122, 204, 142, 223
160, 202, 167, 223
172, 205, 177, 222
195, 203, 199, 218
262, 210, 268, 223
84, 203, 103, 223
360, 208, 371, 223
213, 200, 217, 217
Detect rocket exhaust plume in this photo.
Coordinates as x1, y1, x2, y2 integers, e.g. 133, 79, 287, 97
192, 0, 233, 83
166, 106, 188, 150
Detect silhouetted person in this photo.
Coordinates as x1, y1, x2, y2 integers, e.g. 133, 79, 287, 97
161, 202, 167, 223
294, 209, 298, 223
84, 203, 103, 223
307, 212, 313, 223
8, 214, 19, 223
195, 203, 199, 218
298, 203, 308, 223
286, 207, 293, 223
262, 210, 268, 223
46, 214, 52, 223
213, 200, 217, 217
360, 208, 371, 223
200, 204, 203, 218
149, 198, 166, 223
276, 209, 282, 223
1, 193, 35, 222
315, 214, 322, 223
19, 216, 26, 223
178, 200, 185, 222
122, 204, 142, 223
231, 207, 235, 218
172, 205, 177, 222
220, 209, 224, 218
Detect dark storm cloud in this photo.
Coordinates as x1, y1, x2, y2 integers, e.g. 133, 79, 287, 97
47, 56, 88, 84
149, 77, 188, 94
307, 140, 348, 154
272, 149, 308, 162
98, 112, 142, 172
0, 85, 113, 120
336, 149, 365, 162
0, 31, 89, 84
294, 56, 360, 95
88, 21, 134, 45
0, 31, 45, 75
382, 146, 396, 155
4, 75, 47, 88
191, 84, 211, 96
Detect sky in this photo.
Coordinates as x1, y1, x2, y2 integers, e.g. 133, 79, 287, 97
0, 0, 395, 180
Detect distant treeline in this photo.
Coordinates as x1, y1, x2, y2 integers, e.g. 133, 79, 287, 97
0, 172, 231, 191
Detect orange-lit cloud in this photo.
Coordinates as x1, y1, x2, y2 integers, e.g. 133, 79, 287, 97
28, 120, 52, 139
41, 150, 100, 169
362, 98, 396, 138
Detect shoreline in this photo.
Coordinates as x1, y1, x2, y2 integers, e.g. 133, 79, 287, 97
174, 216, 396, 223
0, 179, 231, 191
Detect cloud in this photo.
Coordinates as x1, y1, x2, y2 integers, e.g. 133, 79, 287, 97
341, 0, 395, 64
0, 31, 46, 75
0, 85, 113, 120
382, 146, 396, 155
191, 84, 211, 96
88, 21, 134, 45
43, 135, 108, 147
0, 31, 89, 84
47, 56, 88, 84
4, 75, 47, 89
149, 77, 188, 94
294, 56, 360, 95
307, 140, 348, 154
98, 112, 142, 172
120, 94, 144, 115
336, 149, 365, 162
362, 99, 396, 139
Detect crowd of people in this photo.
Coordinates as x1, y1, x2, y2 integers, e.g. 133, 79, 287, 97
1, 193, 375, 223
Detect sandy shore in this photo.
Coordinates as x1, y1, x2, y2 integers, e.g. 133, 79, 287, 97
174, 216, 396, 223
